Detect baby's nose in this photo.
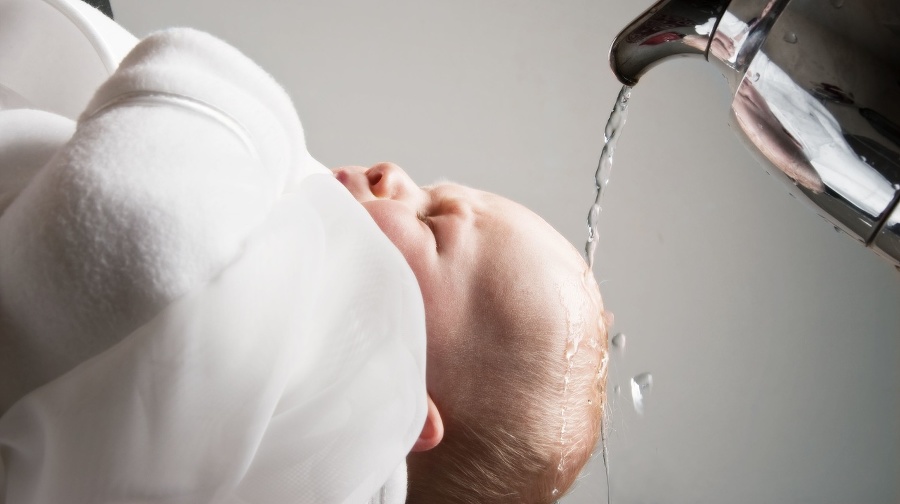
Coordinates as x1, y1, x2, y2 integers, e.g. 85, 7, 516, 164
367, 162, 416, 200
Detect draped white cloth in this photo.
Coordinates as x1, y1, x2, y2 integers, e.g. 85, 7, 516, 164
0, 2, 427, 502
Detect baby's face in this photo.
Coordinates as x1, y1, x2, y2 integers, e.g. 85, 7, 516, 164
332, 163, 593, 399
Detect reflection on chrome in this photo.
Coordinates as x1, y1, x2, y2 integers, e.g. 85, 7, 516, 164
610, 0, 900, 268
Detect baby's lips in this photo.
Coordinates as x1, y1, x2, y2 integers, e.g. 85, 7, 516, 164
333, 168, 350, 185
331, 166, 376, 202
332, 167, 364, 189
332, 165, 369, 184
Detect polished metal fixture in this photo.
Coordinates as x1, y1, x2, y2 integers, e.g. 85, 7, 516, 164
611, 0, 900, 268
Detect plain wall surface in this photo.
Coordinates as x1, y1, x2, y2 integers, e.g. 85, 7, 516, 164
111, 1, 900, 502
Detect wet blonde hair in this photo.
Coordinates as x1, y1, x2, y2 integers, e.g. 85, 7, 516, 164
407, 273, 610, 503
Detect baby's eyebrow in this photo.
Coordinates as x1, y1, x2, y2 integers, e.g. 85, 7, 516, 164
426, 176, 455, 187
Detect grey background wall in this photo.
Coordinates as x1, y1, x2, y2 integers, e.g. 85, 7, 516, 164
113, 1, 900, 502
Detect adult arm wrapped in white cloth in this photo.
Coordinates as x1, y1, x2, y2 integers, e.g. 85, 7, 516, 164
0, 21, 426, 504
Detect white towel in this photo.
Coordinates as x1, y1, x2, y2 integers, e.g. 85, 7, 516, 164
1, 27, 319, 396
0, 18, 425, 504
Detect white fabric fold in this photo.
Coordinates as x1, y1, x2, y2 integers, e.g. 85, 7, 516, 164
1, 175, 427, 503
367, 463, 408, 504
0, 27, 324, 400
0, 6, 426, 503
0, 0, 137, 117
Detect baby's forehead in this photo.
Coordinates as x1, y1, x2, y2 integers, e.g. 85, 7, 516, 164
422, 179, 589, 283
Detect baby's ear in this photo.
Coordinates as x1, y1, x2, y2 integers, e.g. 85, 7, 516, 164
411, 394, 444, 452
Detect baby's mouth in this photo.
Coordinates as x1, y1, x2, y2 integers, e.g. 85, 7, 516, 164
330, 168, 374, 203
331, 168, 349, 183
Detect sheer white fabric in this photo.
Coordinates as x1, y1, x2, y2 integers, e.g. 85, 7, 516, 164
1, 174, 427, 503
0, 2, 427, 502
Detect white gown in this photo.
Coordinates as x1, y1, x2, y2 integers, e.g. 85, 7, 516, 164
0, 2, 427, 503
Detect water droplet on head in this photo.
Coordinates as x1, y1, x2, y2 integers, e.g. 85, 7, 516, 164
830, 0, 844, 7
783, 32, 798, 44
611, 332, 626, 350
552, 488, 560, 496
631, 372, 653, 414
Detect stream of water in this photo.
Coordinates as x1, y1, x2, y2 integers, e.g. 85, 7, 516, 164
587, 84, 632, 504
585, 85, 632, 271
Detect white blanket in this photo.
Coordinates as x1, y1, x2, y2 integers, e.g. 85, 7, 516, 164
0, 4, 425, 503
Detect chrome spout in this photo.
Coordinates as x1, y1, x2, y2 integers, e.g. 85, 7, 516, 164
610, 0, 731, 85
609, 0, 900, 268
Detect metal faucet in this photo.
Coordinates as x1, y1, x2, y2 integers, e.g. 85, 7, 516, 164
610, 0, 900, 268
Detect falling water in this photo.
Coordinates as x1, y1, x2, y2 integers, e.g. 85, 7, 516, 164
583, 84, 632, 504
585, 85, 632, 271
611, 332, 626, 350
630, 372, 654, 415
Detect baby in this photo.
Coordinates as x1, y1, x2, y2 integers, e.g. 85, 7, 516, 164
0, 15, 609, 503
333, 162, 611, 503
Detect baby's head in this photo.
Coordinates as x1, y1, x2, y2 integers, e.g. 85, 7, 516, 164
334, 163, 610, 503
